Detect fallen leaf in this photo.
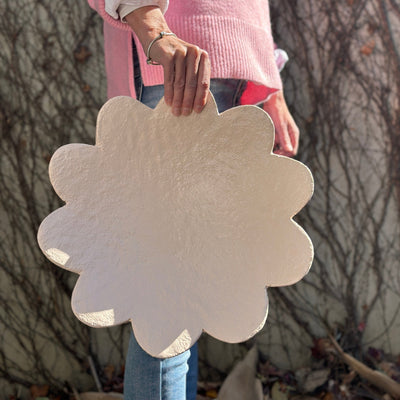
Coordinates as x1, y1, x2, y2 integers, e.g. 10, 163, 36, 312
302, 369, 330, 393
197, 381, 221, 391
30, 385, 49, 399
103, 365, 115, 381
311, 338, 335, 359
378, 361, 400, 380
339, 383, 350, 397
205, 389, 218, 398
341, 370, 357, 385
321, 392, 334, 400
270, 382, 289, 400
368, 347, 384, 362
218, 347, 263, 400
259, 361, 285, 379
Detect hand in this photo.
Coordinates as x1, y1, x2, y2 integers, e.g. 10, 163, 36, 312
125, 6, 211, 117
149, 35, 211, 116
263, 91, 300, 157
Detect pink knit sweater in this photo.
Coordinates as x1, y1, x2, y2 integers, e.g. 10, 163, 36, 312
88, 0, 282, 104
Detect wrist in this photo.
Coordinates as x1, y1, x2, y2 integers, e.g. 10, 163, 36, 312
125, 6, 171, 51
263, 90, 285, 107
146, 32, 177, 65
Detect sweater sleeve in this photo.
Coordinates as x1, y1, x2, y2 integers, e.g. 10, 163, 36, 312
106, 0, 168, 19
87, 0, 168, 30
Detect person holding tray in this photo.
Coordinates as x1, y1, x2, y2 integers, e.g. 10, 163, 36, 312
87, 1, 300, 398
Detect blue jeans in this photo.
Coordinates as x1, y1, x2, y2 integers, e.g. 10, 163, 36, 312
124, 78, 246, 400
138, 79, 247, 113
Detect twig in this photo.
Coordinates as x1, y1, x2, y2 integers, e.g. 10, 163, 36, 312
69, 382, 82, 400
88, 356, 103, 393
328, 334, 400, 399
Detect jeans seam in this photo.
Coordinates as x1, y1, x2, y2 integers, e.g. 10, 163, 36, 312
159, 360, 162, 400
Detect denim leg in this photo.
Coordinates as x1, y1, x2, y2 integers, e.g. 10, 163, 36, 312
139, 79, 247, 111
124, 332, 190, 400
186, 344, 198, 400
124, 78, 246, 400
210, 79, 247, 112
140, 84, 165, 109
161, 349, 190, 400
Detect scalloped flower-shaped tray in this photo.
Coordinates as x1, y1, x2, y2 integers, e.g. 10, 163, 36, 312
38, 96, 314, 358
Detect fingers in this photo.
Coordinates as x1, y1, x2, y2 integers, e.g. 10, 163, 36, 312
171, 48, 187, 116
158, 38, 210, 116
274, 132, 298, 156
269, 108, 294, 156
179, 49, 210, 115
161, 45, 187, 114
181, 47, 201, 116
172, 47, 210, 116
274, 123, 294, 156
288, 122, 300, 155
163, 62, 174, 107
279, 126, 294, 155
277, 115, 300, 156
264, 92, 300, 157
193, 51, 210, 113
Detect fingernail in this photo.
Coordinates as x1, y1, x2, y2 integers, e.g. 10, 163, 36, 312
182, 107, 191, 115
194, 105, 203, 113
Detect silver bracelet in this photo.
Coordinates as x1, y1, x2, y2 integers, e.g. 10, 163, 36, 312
146, 31, 177, 65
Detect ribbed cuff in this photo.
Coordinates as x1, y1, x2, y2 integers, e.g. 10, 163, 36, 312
138, 15, 282, 93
